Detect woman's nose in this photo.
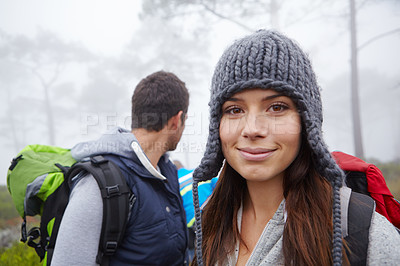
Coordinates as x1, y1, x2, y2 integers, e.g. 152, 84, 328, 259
241, 113, 268, 139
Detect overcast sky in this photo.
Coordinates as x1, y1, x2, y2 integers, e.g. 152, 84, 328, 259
0, 0, 142, 55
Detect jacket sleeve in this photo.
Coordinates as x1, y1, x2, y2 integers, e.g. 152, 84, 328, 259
367, 211, 400, 264
51, 173, 103, 266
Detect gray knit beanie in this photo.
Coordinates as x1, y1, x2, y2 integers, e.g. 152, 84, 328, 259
192, 30, 345, 266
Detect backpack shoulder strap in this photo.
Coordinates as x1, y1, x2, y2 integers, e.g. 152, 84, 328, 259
66, 155, 132, 266
344, 191, 375, 266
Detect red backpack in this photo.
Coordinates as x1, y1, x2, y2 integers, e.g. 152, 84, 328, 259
331, 151, 400, 265
332, 151, 400, 229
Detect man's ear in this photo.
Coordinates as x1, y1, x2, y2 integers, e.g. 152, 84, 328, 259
168, 111, 183, 130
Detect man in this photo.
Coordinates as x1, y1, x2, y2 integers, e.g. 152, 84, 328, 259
52, 71, 190, 265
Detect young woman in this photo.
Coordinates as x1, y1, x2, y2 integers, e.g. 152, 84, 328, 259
191, 30, 400, 265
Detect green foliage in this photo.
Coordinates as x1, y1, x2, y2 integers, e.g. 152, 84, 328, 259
387, 178, 400, 200
369, 159, 400, 199
375, 161, 400, 181
0, 185, 18, 227
0, 241, 41, 266
379, 161, 400, 199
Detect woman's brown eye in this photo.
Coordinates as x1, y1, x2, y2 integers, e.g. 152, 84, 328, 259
232, 108, 241, 114
271, 105, 282, 112
226, 107, 242, 114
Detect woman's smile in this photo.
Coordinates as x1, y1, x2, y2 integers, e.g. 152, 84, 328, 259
237, 147, 276, 161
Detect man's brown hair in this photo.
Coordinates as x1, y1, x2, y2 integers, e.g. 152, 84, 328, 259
131, 71, 189, 131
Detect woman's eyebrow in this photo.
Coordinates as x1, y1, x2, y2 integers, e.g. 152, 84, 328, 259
225, 97, 241, 102
261, 93, 286, 101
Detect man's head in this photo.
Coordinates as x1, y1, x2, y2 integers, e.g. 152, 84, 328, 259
131, 71, 189, 132
131, 71, 189, 152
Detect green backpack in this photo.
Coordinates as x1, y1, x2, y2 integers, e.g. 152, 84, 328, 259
7, 144, 132, 266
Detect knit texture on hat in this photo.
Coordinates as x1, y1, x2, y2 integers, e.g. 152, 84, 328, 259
192, 30, 345, 266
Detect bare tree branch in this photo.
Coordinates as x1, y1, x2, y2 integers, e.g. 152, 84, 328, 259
162, 10, 204, 20
30, 62, 63, 145
357, 0, 371, 10
30, 62, 63, 88
199, 1, 254, 32
358, 28, 400, 51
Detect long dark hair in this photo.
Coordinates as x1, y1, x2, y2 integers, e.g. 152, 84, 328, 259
194, 133, 348, 265
282, 133, 334, 265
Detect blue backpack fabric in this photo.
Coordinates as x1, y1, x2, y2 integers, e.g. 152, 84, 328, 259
178, 168, 218, 228
178, 168, 217, 260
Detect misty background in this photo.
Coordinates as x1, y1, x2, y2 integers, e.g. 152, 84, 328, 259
0, 0, 399, 185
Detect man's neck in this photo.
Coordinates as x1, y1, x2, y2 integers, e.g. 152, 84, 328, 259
131, 128, 167, 169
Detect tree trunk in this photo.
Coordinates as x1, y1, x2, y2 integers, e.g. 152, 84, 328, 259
350, 0, 364, 158
270, 0, 280, 30
43, 83, 55, 145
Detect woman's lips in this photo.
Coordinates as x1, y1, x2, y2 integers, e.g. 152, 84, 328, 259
238, 148, 276, 161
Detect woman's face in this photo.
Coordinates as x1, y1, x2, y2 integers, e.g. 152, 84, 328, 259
220, 88, 301, 184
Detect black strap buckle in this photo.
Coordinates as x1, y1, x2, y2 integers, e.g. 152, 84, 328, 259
105, 241, 118, 255
106, 185, 121, 198
9, 155, 23, 170
91, 156, 108, 165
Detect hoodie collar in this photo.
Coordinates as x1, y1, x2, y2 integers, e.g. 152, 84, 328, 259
71, 127, 169, 181
130, 141, 167, 181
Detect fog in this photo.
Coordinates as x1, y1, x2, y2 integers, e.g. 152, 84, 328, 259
1, 0, 399, 185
